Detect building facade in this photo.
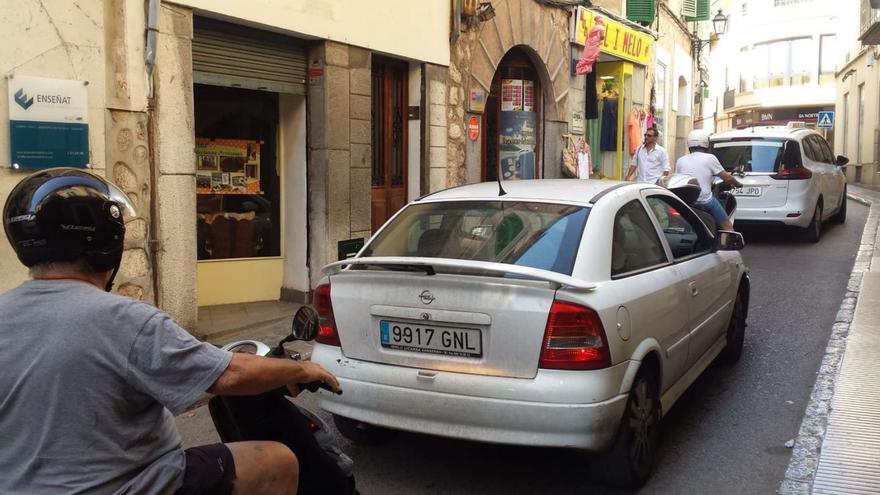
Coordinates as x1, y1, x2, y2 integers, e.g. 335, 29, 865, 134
710, 0, 839, 140
835, 0, 880, 185
0, 0, 450, 328
0, 0, 708, 330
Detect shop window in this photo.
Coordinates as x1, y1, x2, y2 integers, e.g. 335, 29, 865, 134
194, 84, 281, 260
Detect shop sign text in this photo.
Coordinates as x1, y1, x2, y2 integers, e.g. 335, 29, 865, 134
8, 75, 90, 170
571, 7, 652, 66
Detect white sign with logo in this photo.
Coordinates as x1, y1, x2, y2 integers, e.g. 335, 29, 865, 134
8, 75, 90, 169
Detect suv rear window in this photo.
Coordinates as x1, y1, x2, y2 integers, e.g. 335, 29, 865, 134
363, 201, 590, 275
711, 139, 786, 173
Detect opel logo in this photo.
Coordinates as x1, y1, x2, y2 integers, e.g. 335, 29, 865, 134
419, 290, 435, 305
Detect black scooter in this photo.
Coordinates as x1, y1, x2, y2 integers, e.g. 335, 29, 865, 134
208, 307, 357, 495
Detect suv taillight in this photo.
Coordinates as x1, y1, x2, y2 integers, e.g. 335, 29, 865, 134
539, 301, 611, 370
313, 283, 340, 346
771, 165, 812, 180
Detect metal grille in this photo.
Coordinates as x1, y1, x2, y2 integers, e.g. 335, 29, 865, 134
192, 17, 307, 95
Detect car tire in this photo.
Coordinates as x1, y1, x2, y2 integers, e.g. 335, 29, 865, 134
596, 368, 660, 489
831, 188, 847, 225
719, 289, 747, 365
802, 202, 822, 243
333, 414, 396, 444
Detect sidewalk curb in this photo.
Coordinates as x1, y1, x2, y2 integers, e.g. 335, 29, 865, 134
195, 315, 291, 343
779, 193, 877, 494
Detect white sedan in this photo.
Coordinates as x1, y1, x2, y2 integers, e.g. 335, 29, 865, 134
311, 179, 750, 488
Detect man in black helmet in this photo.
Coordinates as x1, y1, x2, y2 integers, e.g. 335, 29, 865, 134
0, 168, 339, 494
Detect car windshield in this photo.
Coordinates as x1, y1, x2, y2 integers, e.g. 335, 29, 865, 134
363, 200, 590, 275
711, 139, 785, 173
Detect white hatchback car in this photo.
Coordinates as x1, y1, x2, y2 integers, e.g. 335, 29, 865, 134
710, 126, 848, 242
311, 179, 750, 488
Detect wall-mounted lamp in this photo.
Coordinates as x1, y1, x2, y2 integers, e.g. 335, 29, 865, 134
711, 10, 729, 37
841, 69, 857, 82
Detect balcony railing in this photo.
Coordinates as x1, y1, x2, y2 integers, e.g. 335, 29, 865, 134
860, 0, 880, 45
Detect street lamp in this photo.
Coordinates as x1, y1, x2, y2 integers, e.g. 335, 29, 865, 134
712, 10, 728, 37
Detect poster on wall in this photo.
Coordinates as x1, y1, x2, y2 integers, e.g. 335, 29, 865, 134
8, 75, 89, 169
501, 79, 523, 112
499, 111, 536, 180
522, 81, 534, 112
195, 138, 261, 194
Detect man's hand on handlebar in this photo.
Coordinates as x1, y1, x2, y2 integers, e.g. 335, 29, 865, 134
286, 361, 341, 397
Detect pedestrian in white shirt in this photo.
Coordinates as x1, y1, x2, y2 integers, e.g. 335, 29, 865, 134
625, 128, 669, 184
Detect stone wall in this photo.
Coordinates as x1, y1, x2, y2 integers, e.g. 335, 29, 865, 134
307, 41, 372, 288
447, 0, 573, 185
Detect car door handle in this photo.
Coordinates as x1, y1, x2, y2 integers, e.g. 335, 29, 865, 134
689, 281, 699, 297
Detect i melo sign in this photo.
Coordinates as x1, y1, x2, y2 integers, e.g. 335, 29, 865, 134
571, 7, 653, 66
8, 75, 89, 169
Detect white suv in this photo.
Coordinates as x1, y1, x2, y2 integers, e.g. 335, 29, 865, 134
709, 126, 848, 242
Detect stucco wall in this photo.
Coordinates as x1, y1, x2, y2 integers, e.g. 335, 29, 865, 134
168, 0, 451, 67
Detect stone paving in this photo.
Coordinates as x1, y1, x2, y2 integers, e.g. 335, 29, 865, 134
780, 185, 880, 494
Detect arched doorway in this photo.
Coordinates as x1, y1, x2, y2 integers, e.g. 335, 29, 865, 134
482, 47, 542, 182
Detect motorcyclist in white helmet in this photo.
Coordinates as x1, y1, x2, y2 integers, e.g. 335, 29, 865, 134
675, 129, 743, 231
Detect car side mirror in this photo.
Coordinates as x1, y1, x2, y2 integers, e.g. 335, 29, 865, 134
836, 155, 849, 168
291, 306, 320, 341
717, 230, 745, 251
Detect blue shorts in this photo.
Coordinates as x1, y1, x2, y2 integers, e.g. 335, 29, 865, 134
698, 197, 728, 225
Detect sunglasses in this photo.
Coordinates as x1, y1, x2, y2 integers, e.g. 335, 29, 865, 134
645, 133, 657, 138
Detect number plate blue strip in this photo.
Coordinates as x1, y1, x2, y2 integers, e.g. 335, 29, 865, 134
380, 320, 390, 344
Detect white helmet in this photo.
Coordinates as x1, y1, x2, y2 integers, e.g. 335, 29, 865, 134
687, 129, 711, 149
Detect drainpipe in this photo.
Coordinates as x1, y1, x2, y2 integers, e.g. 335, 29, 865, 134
145, 0, 160, 99
145, 0, 162, 305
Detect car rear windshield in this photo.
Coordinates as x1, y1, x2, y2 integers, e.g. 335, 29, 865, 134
712, 139, 785, 173
363, 200, 590, 275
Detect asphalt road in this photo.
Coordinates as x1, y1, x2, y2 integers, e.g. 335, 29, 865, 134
178, 200, 868, 494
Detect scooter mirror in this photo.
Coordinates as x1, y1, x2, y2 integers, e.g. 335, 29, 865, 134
291, 306, 320, 341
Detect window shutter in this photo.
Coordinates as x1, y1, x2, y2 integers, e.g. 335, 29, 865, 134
627, 0, 656, 23
681, 0, 698, 17
685, 0, 711, 21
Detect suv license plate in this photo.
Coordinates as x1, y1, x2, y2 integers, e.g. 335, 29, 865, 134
733, 186, 762, 197
380, 320, 482, 357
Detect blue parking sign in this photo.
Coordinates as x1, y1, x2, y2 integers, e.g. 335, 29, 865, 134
817, 111, 834, 128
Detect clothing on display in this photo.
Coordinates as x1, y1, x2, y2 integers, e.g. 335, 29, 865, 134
627, 109, 641, 156
585, 71, 599, 119
600, 98, 618, 151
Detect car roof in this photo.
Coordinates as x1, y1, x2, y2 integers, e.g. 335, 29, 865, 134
416, 179, 638, 205
711, 125, 816, 141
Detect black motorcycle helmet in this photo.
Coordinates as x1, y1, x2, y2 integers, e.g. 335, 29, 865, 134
3, 167, 136, 291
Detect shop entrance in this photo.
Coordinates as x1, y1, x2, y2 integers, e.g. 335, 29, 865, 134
371, 56, 408, 232
482, 47, 542, 181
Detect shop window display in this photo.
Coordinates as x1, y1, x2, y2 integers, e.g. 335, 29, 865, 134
194, 85, 281, 260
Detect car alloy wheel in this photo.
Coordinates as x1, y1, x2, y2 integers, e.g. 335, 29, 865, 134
599, 368, 659, 488
803, 203, 822, 243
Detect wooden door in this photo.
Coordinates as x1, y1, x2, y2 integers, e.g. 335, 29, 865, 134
371, 57, 408, 232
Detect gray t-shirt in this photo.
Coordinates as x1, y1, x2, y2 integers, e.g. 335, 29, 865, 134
0, 280, 232, 494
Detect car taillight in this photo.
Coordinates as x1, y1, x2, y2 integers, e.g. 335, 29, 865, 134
539, 301, 611, 370
313, 283, 340, 346
771, 166, 812, 180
